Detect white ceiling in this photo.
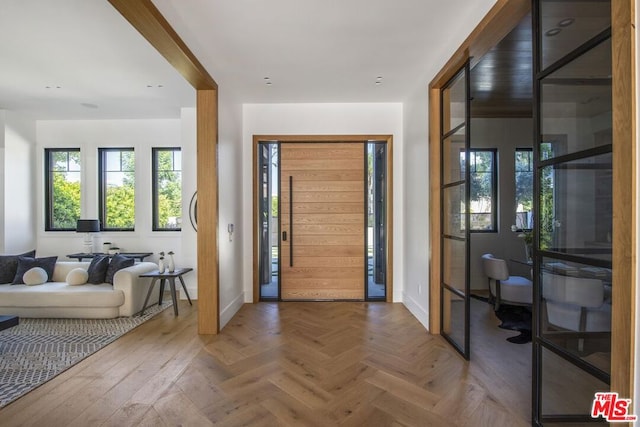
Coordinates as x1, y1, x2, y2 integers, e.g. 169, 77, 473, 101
152, 0, 497, 103
0, 0, 499, 120
0, 0, 194, 120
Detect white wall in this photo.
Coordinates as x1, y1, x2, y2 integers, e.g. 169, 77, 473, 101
470, 118, 533, 289
401, 0, 499, 330
179, 108, 198, 298
0, 111, 5, 254
218, 94, 244, 329
35, 118, 198, 295
242, 103, 404, 302
0, 111, 37, 253
402, 88, 431, 328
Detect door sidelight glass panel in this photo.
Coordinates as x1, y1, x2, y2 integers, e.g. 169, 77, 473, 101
366, 142, 387, 300
258, 142, 279, 300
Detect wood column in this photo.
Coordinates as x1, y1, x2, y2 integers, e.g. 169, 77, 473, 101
611, 0, 636, 406
197, 90, 219, 334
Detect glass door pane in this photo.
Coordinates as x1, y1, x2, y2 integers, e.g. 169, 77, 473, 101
533, 1, 612, 423
440, 63, 470, 359
366, 142, 387, 300
258, 143, 279, 300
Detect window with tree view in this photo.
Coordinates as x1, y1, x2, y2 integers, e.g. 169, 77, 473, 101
45, 148, 81, 231
99, 148, 135, 231
465, 149, 497, 231
153, 147, 182, 231
515, 148, 533, 230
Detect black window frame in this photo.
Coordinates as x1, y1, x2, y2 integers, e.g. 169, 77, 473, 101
152, 147, 182, 232
98, 147, 135, 232
44, 148, 81, 231
468, 148, 498, 233
514, 147, 533, 232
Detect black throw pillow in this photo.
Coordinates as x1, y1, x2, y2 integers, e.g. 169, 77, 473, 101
0, 250, 36, 284
105, 254, 134, 285
87, 255, 110, 284
12, 256, 58, 285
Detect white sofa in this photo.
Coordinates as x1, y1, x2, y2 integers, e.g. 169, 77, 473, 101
0, 261, 159, 319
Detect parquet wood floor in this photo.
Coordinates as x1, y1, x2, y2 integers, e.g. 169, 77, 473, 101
0, 301, 530, 426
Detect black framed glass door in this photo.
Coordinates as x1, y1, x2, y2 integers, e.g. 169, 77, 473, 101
440, 62, 471, 359
532, 1, 612, 423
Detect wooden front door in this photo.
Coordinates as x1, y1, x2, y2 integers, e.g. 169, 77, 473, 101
280, 142, 365, 300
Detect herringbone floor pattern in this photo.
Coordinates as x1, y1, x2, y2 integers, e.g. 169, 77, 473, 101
0, 301, 530, 426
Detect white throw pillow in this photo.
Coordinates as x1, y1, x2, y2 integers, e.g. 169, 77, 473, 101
23, 267, 48, 286
66, 268, 89, 286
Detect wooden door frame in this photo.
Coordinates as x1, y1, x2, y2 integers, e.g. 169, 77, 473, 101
108, 0, 220, 334
428, 0, 635, 404
252, 135, 394, 303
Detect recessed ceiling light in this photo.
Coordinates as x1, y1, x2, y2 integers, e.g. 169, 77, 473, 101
81, 103, 98, 109
558, 18, 574, 27
545, 28, 562, 37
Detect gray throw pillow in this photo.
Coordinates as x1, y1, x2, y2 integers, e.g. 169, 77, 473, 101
104, 254, 134, 285
87, 255, 110, 284
12, 256, 58, 285
0, 250, 36, 284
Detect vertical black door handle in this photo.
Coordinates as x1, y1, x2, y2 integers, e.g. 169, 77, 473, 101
289, 176, 293, 267
282, 231, 287, 241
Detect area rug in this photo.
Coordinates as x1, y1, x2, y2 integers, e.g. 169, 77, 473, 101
494, 304, 532, 344
0, 302, 172, 408
471, 294, 532, 344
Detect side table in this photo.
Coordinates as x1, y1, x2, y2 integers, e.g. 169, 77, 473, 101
139, 268, 193, 316
67, 252, 154, 262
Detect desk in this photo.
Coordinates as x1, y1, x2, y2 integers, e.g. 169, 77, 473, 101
510, 259, 612, 282
0, 315, 18, 331
67, 252, 153, 262
510, 258, 533, 267
139, 268, 193, 316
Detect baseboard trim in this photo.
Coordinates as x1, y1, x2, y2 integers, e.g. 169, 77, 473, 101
220, 291, 245, 329
179, 286, 198, 300
402, 292, 430, 332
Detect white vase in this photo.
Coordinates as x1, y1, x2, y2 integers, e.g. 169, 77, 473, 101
158, 257, 166, 274
168, 254, 175, 272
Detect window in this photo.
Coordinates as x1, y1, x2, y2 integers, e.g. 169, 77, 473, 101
99, 148, 135, 231
467, 149, 497, 231
152, 147, 182, 231
515, 148, 533, 230
45, 149, 81, 231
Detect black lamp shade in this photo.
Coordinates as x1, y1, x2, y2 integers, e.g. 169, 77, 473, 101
76, 219, 100, 233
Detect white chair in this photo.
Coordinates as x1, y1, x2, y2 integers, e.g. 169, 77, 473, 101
542, 272, 611, 351
481, 253, 532, 310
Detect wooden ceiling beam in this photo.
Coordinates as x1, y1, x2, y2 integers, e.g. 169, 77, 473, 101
108, 0, 217, 90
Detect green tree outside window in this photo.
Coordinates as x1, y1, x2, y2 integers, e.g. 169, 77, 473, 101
153, 148, 182, 230
100, 148, 135, 230
47, 149, 81, 230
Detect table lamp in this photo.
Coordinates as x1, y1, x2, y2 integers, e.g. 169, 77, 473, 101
76, 219, 100, 253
